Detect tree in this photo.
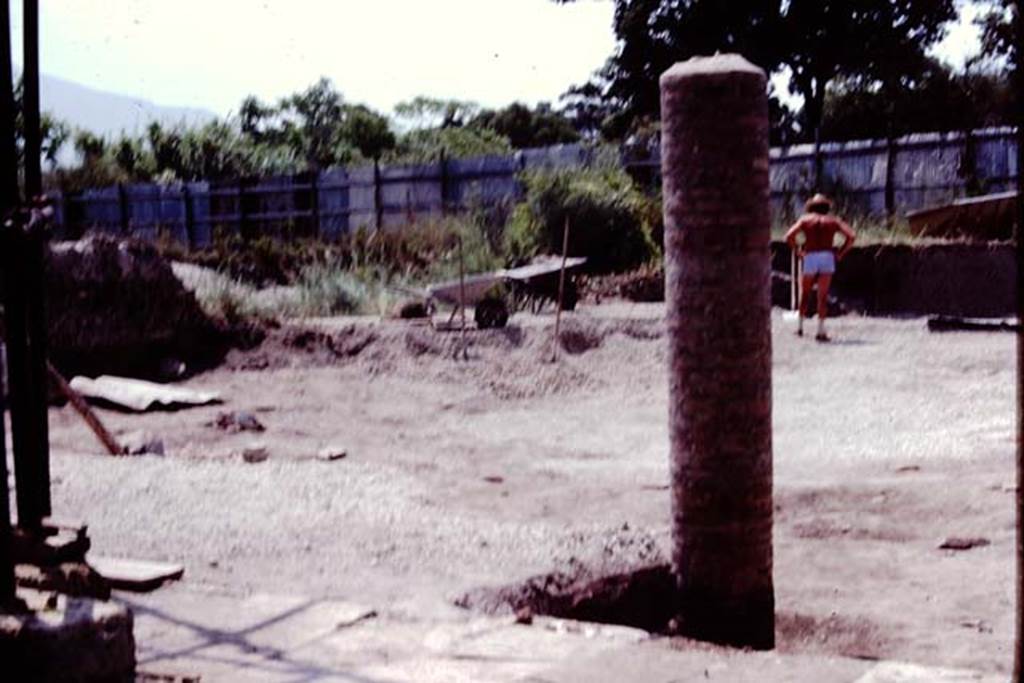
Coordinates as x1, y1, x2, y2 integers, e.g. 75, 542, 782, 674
555, 0, 957, 161
469, 102, 580, 149
239, 78, 396, 167
821, 59, 1015, 141
554, 0, 783, 139
146, 122, 186, 179
387, 126, 512, 164
977, 0, 1018, 69
13, 76, 69, 170
339, 105, 396, 160
558, 80, 622, 139
393, 97, 479, 130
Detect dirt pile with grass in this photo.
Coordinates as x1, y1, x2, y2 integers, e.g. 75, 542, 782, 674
45, 235, 241, 379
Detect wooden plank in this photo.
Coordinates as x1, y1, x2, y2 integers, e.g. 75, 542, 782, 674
87, 556, 184, 592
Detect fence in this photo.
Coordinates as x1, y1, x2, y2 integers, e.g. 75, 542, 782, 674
624, 126, 1019, 219
53, 127, 1018, 246
53, 144, 595, 247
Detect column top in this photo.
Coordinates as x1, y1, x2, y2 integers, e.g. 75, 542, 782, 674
660, 54, 766, 86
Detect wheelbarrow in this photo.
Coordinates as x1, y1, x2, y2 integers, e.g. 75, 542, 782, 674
421, 256, 588, 329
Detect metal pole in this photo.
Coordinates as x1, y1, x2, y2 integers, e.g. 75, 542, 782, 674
373, 158, 383, 231
237, 177, 250, 240
310, 172, 320, 238
14, 0, 50, 527
117, 183, 129, 234
1, 0, 46, 531
439, 148, 448, 216
182, 183, 194, 249
0, 342, 16, 607
1012, 5, 1023, 678
660, 54, 774, 649
0, 0, 17, 201
21, 0, 40, 199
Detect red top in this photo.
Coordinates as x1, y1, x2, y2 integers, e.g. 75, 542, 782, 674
787, 214, 851, 252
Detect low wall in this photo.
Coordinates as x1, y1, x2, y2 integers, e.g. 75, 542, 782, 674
771, 242, 1018, 317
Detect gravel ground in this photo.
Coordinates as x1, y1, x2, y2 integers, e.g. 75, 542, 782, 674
41, 304, 1017, 673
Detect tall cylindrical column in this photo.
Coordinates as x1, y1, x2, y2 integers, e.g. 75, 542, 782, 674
660, 54, 774, 649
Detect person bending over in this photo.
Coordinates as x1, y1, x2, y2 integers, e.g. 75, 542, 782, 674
784, 194, 856, 342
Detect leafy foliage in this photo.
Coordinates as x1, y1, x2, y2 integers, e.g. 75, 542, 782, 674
821, 60, 1016, 141
977, 0, 1017, 69
555, 0, 958, 145
13, 76, 69, 171
393, 97, 480, 130
505, 166, 659, 273
468, 102, 580, 149
386, 126, 513, 164
236, 78, 395, 167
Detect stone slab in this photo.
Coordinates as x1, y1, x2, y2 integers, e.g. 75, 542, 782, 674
88, 556, 184, 592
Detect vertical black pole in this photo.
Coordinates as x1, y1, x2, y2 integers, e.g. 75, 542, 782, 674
117, 182, 129, 234
181, 183, 194, 249
19, 0, 50, 527
439, 148, 448, 216
237, 177, 246, 240
373, 158, 382, 231
0, 0, 15, 593
310, 172, 320, 238
21, 0, 39, 198
0, 348, 15, 606
0, 0, 17, 204
1012, 3, 1023, 680
884, 133, 897, 218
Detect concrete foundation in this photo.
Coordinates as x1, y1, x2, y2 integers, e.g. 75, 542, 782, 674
0, 589, 135, 682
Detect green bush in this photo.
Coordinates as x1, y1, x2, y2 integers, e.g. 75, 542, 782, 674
504, 167, 660, 273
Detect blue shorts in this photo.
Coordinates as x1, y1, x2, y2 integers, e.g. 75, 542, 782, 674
803, 250, 835, 275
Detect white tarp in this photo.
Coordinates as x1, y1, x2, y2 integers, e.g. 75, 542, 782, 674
68, 375, 221, 412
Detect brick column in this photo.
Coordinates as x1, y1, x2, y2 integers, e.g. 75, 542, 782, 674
660, 54, 774, 649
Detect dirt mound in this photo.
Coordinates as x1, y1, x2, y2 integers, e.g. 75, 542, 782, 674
227, 314, 665, 400
458, 561, 676, 634
42, 235, 239, 379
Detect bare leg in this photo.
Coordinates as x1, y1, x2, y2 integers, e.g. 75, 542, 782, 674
798, 274, 816, 336
815, 273, 833, 340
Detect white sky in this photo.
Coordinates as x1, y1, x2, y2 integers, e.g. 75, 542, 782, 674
9, 0, 986, 118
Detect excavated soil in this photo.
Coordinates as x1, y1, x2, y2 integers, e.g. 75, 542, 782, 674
44, 304, 1017, 676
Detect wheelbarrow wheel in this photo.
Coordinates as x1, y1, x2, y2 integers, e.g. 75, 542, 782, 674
560, 280, 579, 311
475, 297, 509, 329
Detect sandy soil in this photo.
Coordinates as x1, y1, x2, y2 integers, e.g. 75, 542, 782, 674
43, 304, 1016, 675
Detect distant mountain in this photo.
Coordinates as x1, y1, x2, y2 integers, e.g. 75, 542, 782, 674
37, 71, 218, 140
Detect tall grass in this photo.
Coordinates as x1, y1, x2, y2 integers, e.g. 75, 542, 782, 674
168, 215, 501, 321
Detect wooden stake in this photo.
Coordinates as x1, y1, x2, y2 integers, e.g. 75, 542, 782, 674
551, 216, 571, 361
458, 234, 467, 359
790, 248, 797, 311
46, 361, 123, 456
